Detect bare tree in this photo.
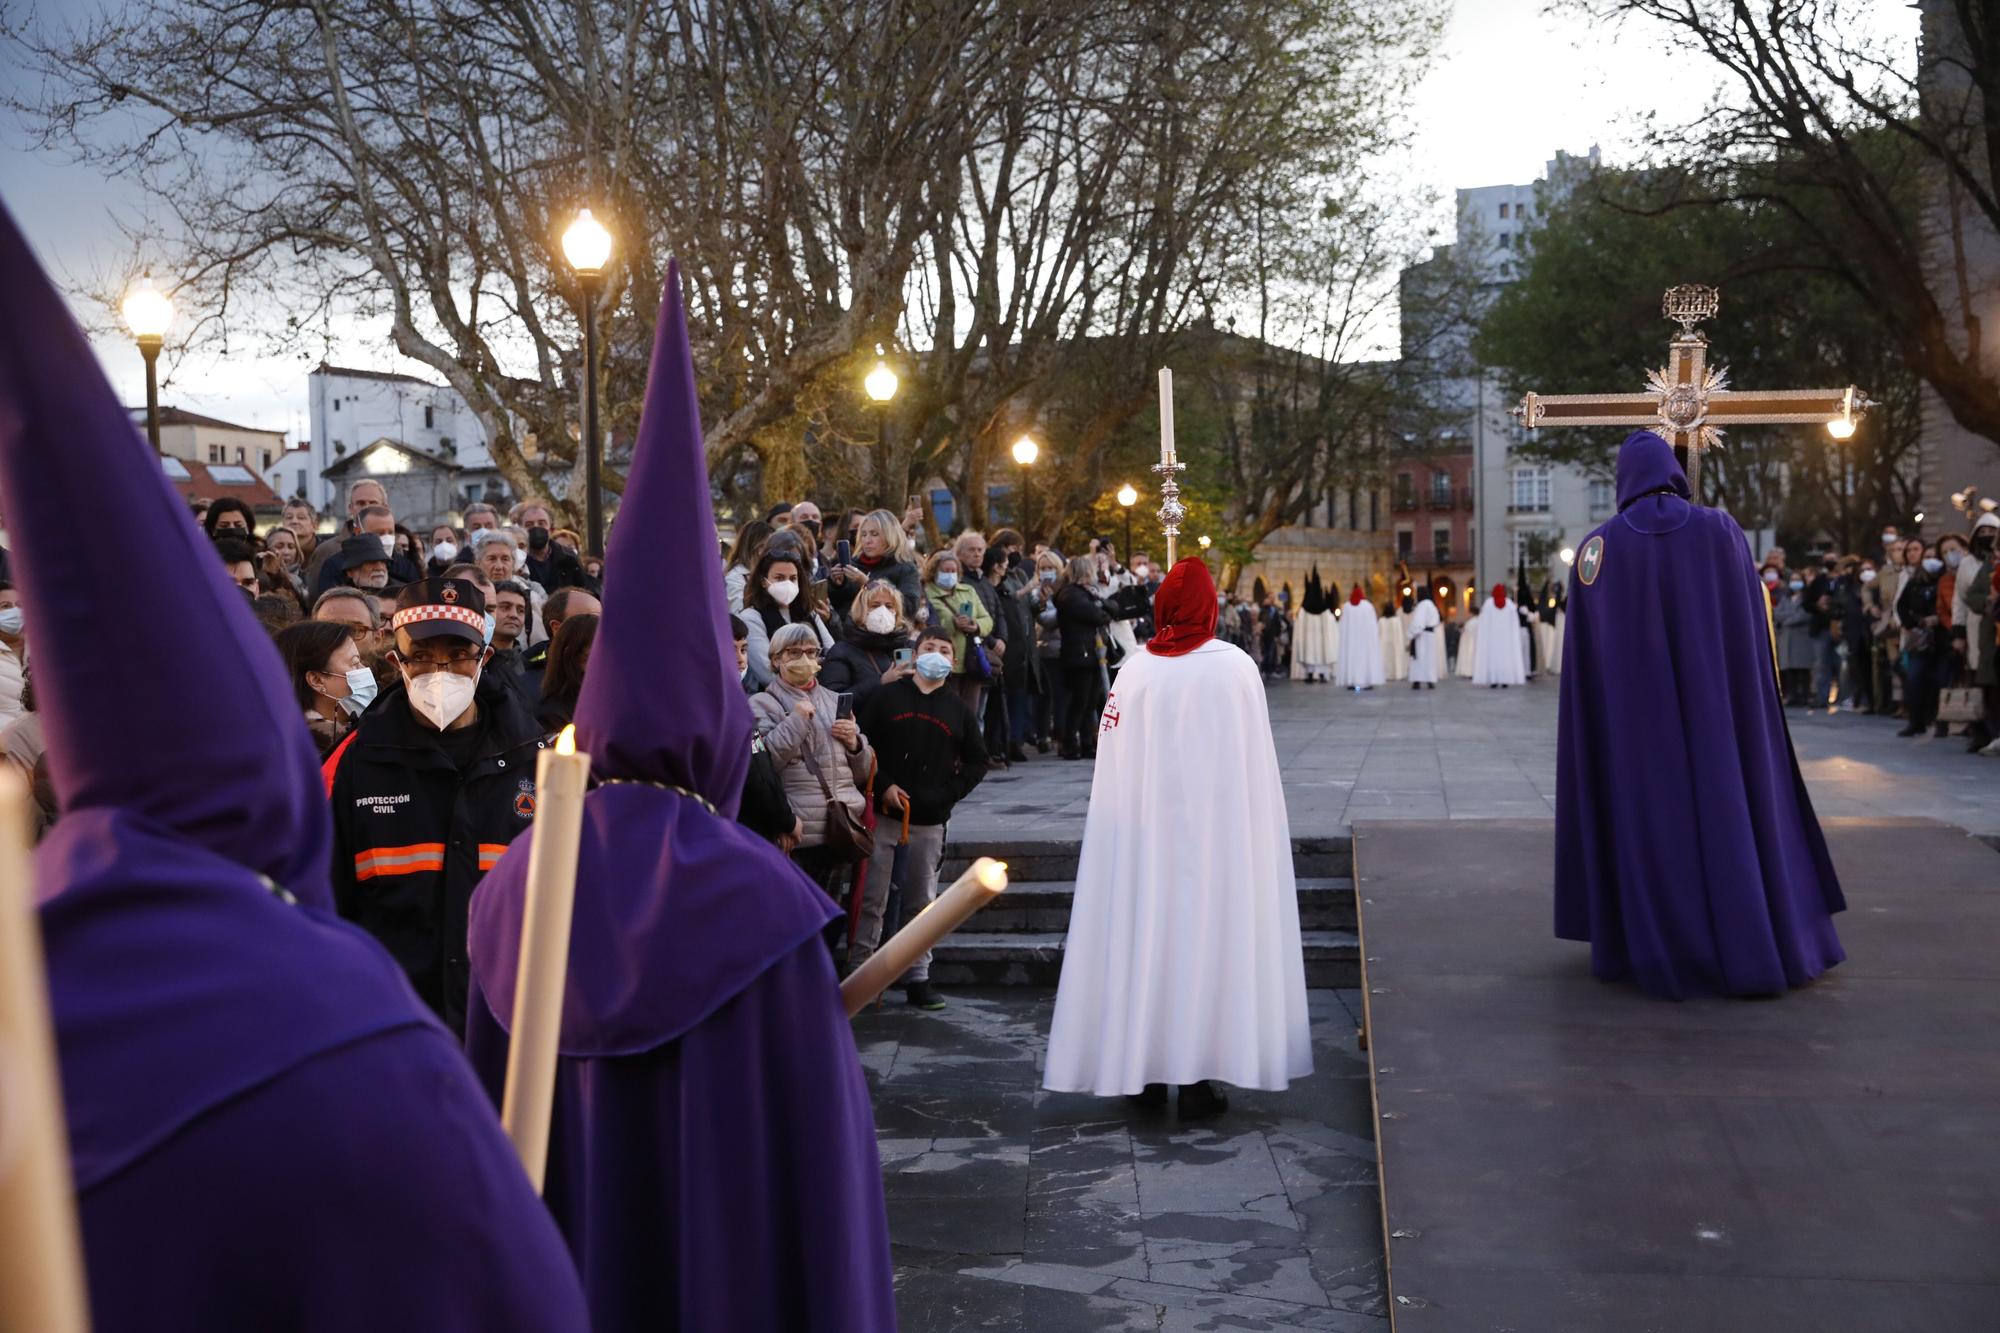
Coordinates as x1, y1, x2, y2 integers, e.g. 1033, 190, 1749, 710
1575, 0, 2000, 453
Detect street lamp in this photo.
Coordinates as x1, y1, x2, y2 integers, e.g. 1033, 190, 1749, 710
864, 345, 898, 503
1117, 483, 1138, 559
122, 275, 174, 453
1559, 546, 1575, 566
1011, 434, 1039, 536
561, 208, 614, 556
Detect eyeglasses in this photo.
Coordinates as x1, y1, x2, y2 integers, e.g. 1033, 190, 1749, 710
778, 648, 822, 662
398, 645, 484, 675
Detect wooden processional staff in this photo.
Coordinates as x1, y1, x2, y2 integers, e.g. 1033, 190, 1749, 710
1512, 284, 1873, 500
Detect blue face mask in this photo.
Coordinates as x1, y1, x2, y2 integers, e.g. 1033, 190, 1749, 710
915, 651, 952, 681
1039, 571, 1057, 584
936, 572, 958, 591
483, 611, 497, 645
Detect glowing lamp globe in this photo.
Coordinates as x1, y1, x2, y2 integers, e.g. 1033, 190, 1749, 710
1117, 484, 1138, 508
122, 276, 174, 342
864, 358, 899, 403
1559, 546, 1576, 566
561, 209, 613, 274
1011, 435, 1039, 467
1827, 415, 1857, 441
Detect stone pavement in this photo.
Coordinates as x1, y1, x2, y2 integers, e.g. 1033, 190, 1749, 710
858, 989, 1386, 1332
949, 676, 2000, 841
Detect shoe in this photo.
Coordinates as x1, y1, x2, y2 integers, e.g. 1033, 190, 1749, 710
1411, 682, 1421, 690
987, 757, 1010, 772
1060, 748, 1081, 761
1896, 726, 1922, 737
1979, 738, 2000, 756
1007, 748, 1029, 764
1177, 1081, 1229, 1119
904, 981, 946, 1011
1125, 1083, 1169, 1109
1035, 739, 1052, 754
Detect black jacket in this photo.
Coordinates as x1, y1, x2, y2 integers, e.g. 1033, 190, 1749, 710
738, 740, 797, 845
821, 629, 911, 714
324, 674, 551, 1036
526, 542, 596, 595
1055, 583, 1111, 669
857, 677, 988, 825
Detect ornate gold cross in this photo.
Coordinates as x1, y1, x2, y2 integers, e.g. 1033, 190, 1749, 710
1511, 284, 1873, 499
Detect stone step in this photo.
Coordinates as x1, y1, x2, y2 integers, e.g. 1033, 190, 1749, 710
925, 929, 1361, 989
967, 877, 1356, 934
939, 834, 1353, 885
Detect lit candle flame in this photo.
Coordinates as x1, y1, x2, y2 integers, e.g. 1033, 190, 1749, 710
977, 860, 1009, 892
556, 725, 577, 756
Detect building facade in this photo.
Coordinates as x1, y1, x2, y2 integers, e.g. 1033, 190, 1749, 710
305, 364, 506, 517
132, 405, 288, 475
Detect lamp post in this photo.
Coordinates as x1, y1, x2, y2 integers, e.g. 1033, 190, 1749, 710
1117, 483, 1138, 561
1011, 434, 1039, 537
865, 346, 898, 503
561, 209, 613, 556
121, 275, 173, 454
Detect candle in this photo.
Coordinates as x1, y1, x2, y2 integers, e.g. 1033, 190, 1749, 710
1158, 367, 1176, 466
0, 767, 91, 1333
842, 858, 1008, 1018
500, 724, 591, 1194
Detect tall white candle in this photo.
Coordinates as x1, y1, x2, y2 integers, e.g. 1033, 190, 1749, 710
0, 768, 91, 1333
842, 858, 1008, 1017
500, 724, 591, 1195
1158, 367, 1176, 466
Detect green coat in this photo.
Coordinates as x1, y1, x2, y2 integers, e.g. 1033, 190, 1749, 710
924, 581, 994, 676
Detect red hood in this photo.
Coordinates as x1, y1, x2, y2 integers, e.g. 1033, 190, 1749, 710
1148, 557, 1218, 657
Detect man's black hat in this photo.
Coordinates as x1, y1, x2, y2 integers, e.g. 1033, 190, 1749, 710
391, 577, 487, 643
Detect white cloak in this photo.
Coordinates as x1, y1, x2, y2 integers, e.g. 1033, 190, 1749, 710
1471, 599, 1528, 685
1043, 640, 1312, 1095
1295, 610, 1339, 677
1380, 608, 1410, 681
1456, 616, 1478, 678
1336, 600, 1384, 688
1407, 598, 1442, 684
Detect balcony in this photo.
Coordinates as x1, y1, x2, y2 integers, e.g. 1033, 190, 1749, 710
1425, 490, 1454, 511
1392, 496, 1419, 513
1506, 502, 1551, 515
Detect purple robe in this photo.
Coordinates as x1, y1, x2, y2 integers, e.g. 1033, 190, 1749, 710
465, 259, 897, 1331
0, 202, 589, 1330
1555, 431, 1845, 998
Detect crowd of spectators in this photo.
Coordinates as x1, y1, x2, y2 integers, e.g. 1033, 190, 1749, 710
1760, 515, 2000, 752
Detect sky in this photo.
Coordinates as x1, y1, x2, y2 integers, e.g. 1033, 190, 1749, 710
0, 0, 1925, 445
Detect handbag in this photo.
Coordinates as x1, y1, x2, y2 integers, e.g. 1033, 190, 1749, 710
802, 733, 872, 864
1903, 625, 1934, 655
965, 634, 996, 683
1938, 687, 1985, 725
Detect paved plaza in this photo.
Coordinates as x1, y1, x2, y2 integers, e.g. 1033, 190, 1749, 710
951, 676, 2000, 842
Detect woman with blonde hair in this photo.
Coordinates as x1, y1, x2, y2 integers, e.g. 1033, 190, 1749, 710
828, 508, 922, 626
923, 548, 994, 710
822, 578, 917, 712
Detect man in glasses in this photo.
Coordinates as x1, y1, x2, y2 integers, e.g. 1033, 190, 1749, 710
323, 577, 554, 1036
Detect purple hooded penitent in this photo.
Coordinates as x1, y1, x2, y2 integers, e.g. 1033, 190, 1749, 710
1554, 431, 1845, 998
0, 204, 588, 1331
465, 260, 897, 1333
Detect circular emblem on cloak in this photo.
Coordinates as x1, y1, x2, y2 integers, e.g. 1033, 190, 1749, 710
441, 584, 459, 603
514, 792, 537, 818
1577, 535, 1606, 586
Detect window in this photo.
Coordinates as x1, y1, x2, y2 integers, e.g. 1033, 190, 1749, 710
207, 465, 255, 484
260, 450, 272, 471
1517, 204, 1530, 220
424, 405, 435, 429
1433, 525, 1453, 563
1513, 529, 1554, 570
207, 445, 224, 463
1430, 472, 1452, 507
1369, 491, 1378, 532
1588, 478, 1615, 517
160, 457, 190, 480
1396, 527, 1414, 559
1509, 466, 1551, 513
1394, 471, 1415, 509
1348, 488, 1359, 531
1498, 203, 1510, 219
1498, 232, 1512, 249
235, 446, 245, 464
332, 397, 341, 411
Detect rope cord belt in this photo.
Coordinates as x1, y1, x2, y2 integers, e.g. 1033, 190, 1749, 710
594, 777, 719, 816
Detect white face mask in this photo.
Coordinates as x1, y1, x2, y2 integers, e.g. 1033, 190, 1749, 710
768, 579, 800, 607
0, 608, 21, 636
432, 540, 458, 564
1860, 568, 1877, 584
1133, 565, 1149, 580
864, 605, 897, 635
320, 666, 378, 717
405, 666, 479, 730
377, 534, 396, 559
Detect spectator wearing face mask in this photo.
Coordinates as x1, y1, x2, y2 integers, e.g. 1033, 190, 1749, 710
826, 508, 923, 625
821, 579, 917, 713
1840, 558, 1878, 713
1055, 554, 1113, 759
0, 581, 25, 721
851, 628, 989, 1010
748, 621, 873, 922
322, 577, 552, 1036
1029, 550, 1065, 752
305, 480, 390, 588
203, 497, 257, 541
512, 502, 593, 593
314, 501, 421, 596
924, 548, 993, 713
276, 620, 377, 756
743, 548, 835, 690
1895, 546, 1946, 737
1772, 570, 1813, 706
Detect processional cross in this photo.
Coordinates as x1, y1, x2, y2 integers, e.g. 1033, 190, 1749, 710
1512, 284, 1873, 500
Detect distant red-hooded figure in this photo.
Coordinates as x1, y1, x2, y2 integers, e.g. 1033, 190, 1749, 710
1491, 583, 1509, 609
1349, 584, 1365, 607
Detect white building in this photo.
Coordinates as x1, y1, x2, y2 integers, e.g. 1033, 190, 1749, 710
303, 364, 506, 517
1446, 147, 1607, 593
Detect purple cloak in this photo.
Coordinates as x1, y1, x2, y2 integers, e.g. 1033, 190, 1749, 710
0, 202, 589, 1330
465, 260, 897, 1332
1554, 431, 1845, 999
